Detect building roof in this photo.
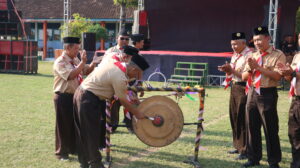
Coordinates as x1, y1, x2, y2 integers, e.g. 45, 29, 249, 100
14, 0, 135, 21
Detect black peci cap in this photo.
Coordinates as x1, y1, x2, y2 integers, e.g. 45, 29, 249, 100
119, 28, 130, 36
131, 34, 144, 42
123, 46, 139, 56
131, 54, 150, 71
231, 32, 246, 40
253, 26, 269, 36
63, 37, 80, 44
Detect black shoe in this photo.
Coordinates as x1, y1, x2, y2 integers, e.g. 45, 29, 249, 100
243, 160, 260, 167
235, 154, 247, 160
269, 163, 280, 168
228, 149, 239, 154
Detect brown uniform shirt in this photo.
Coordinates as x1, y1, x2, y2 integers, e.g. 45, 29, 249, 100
102, 45, 124, 65
53, 52, 88, 94
291, 52, 300, 96
244, 46, 286, 88
104, 45, 123, 55
81, 58, 128, 100
231, 47, 252, 82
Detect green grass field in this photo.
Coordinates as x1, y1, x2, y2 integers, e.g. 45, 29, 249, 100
0, 61, 294, 168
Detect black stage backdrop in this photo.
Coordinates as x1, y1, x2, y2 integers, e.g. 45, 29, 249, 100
145, 0, 299, 52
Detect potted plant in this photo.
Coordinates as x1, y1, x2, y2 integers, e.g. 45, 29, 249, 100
55, 13, 108, 58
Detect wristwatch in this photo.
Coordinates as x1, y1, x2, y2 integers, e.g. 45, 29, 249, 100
291, 71, 297, 78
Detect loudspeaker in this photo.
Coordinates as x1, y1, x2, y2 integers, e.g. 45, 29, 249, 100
9, 10, 22, 22
6, 22, 18, 35
0, 11, 8, 22
82, 32, 96, 51
0, 23, 5, 35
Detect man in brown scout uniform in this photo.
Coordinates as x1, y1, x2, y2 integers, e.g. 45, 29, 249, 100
130, 33, 146, 91
102, 29, 130, 131
218, 32, 251, 160
119, 34, 147, 131
105, 33, 147, 133
242, 26, 286, 168
122, 53, 149, 132
278, 33, 300, 168
130, 33, 145, 90
104, 28, 130, 55
53, 37, 97, 160
131, 33, 145, 50
73, 46, 147, 168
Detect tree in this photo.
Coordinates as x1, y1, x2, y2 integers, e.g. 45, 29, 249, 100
296, 8, 300, 34
113, 0, 138, 32
60, 13, 108, 40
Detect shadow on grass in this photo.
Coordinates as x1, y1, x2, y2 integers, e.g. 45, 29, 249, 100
0, 72, 53, 78
112, 149, 249, 168
178, 136, 230, 147
177, 129, 232, 144
35, 73, 53, 78
178, 131, 292, 153
124, 160, 183, 168
112, 129, 133, 135
113, 145, 154, 157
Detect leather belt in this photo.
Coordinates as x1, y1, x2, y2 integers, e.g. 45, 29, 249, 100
233, 81, 246, 86
79, 86, 107, 101
55, 91, 73, 96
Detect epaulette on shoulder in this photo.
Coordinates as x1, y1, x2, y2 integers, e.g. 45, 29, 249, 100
57, 56, 68, 64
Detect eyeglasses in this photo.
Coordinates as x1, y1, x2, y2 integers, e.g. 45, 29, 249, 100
120, 37, 129, 41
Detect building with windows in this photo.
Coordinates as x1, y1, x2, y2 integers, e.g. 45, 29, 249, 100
14, 0, 134, 59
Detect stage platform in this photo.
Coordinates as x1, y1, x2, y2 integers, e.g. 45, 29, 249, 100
95, 50, 232, 82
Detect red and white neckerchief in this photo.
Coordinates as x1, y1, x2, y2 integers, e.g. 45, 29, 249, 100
63, 56, 83, 84
124, 108, 131, 120
289, 61, 300, 97
245, 51, 269, 95
223, 48, 251, 89
69, 60, 83, 84
112, 55, 121, 62
124, 90, 135, 120
114, 61, 127, 73
113, 53, 127, 72
114, 60, 132, 119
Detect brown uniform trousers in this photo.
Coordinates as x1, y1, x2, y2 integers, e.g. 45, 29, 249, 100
54, 93, 76, 158
288, 96, 300, 168
229, 83, 247, 154
73, 87, 106, 167
246, 87, 281, 165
